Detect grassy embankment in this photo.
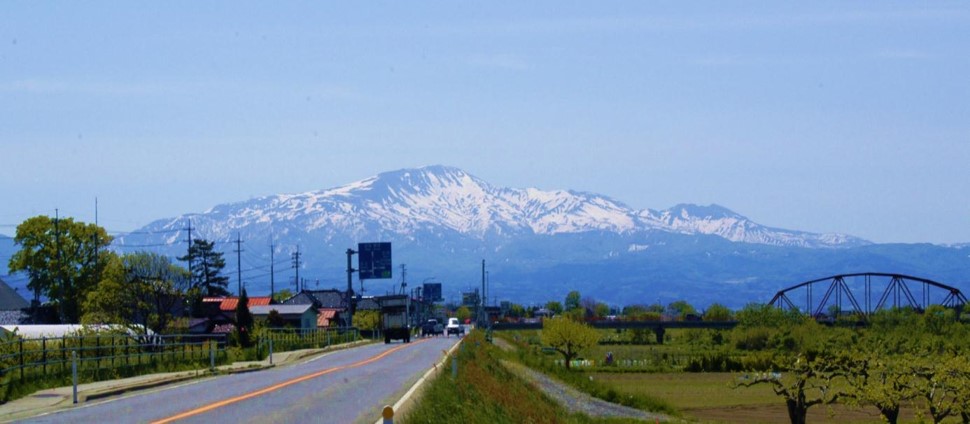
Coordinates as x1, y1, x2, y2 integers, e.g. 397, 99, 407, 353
404, 330, 662, 424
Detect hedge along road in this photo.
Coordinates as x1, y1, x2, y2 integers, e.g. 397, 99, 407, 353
20, 336, 461, 424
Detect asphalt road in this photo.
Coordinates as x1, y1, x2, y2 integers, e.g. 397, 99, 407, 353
21, 336, 461, 424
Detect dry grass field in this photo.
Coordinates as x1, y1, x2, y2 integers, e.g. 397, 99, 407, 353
591, 372, 927, 424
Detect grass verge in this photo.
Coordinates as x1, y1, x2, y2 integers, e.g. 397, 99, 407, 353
405, 331, 657, 424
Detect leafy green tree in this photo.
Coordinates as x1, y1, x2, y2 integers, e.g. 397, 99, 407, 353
703, 303, 733, 321
593, 302, 610, 319
265, 309, 287, 328
540, 316, 600, 370
666, 300, 696, 320
735, 349, 849, 424
843, 352, 914, 424
83, 252, 190, 335
272, 288, 294, 304
564, 307, 586, 322
545, 301, 564, 315
8, 215, 113, 323
507, 303, 526, 319
564, 291, 581, 312
353, 310, 380, 331
235, 288, 254, 347
455, 305, 472, 322
908, 354, 970, 424
80, 253, 129, 325
735, 303, 805, 328
179, 239, 229, 316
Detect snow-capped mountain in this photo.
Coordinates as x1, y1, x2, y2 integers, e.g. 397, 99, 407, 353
123, 165, 867, 249
82, 166, 970, 306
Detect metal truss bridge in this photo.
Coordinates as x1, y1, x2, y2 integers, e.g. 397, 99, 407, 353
769, 272, 967, 317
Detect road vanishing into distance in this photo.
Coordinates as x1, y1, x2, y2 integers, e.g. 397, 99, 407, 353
22, 337, 460, 424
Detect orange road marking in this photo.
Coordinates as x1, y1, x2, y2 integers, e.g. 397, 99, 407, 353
151, 339, 429, 424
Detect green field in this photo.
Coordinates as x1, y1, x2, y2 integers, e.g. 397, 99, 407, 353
591, 372, 927, 424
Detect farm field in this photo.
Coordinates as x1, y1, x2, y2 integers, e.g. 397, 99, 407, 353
591, 372, 921, 424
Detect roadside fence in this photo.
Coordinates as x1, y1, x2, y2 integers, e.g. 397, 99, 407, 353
0, 333, 229, 399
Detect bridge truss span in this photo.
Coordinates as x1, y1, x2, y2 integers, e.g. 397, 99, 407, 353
769, 272, 967, 317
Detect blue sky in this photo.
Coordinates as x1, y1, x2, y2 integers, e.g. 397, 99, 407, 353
2, 2, 968, 244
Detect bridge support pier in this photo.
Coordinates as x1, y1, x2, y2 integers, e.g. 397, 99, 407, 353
654, 327, 666, 345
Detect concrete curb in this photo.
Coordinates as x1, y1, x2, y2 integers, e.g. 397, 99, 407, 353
375, 338, 464, 424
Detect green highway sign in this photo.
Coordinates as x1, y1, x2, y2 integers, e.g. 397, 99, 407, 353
358, 242, 392, 280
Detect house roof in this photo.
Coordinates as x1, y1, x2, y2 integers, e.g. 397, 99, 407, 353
356, 297, 380, 311
250, 304, 314, 316
317, 309, 339, 327
283, 289, 348, 309
218, 296, 272, 312
0, 277, 29, 311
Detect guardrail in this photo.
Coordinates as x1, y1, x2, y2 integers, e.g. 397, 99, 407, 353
0, 333, 229, 397
258, 327, 360, 356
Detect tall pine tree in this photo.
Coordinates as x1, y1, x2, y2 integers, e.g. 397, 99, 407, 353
179, 239, 229, 317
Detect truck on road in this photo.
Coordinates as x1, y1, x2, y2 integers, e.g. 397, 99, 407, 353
378, 295, 411, 344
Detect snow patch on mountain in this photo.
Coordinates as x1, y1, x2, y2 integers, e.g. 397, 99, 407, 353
124, 165, 868, 249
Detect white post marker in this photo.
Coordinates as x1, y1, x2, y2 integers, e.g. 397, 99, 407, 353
382, 405, 394, 424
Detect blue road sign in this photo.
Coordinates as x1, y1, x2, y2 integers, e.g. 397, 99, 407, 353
358, 242, 392, 280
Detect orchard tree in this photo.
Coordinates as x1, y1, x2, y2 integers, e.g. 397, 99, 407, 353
843, 352, 914, 424
540, 316, 600, 370
734, 350, 849, 424
8, 215, 113, 323
909, 354, 970, 423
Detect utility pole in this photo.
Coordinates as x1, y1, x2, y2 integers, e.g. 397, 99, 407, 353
269, 242, 275, 302
346, 248, 357, 328
234, 233, 244, 295
400, 264, 407, 294
480, 260, 486, 327
185, 220, 194, 282
292, 247, 302, 292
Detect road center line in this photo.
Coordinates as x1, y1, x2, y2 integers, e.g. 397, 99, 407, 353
151, 339, 430, 424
